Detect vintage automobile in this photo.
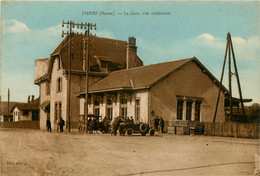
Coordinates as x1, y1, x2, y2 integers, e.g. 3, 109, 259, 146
78, 114, 111, 134
119, 122, 155, 136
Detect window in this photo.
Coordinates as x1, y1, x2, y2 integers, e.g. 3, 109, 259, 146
195, 101, 201, 122
120, 96, 127, 118
135, 99, 140, 122
57, 78, 62, 92
186, 101, 192, 121
58, 58, 61, 70
32, 111, 39, 121
46, 81, 50, 95
59, 103, 62, 119
23, 111, 28, 116
101, 61, 108, 69
55, 102, 62, 122
55, 103, 58, 122
106, 97, 113, 120
177, 100, 183, 120
94, 99, 100, 116
18, 111, 21, 121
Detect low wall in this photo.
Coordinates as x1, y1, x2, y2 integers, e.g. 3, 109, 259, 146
204, 122, 259, 139
0, 121, 40, 129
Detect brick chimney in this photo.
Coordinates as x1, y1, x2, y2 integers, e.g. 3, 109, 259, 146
126, 37, 137, 69
31, 95, 35, 102
28, 95, 30, 103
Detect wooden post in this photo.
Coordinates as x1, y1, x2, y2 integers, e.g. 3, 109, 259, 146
213, 35, 229, 123
8, 89, 10, 121
228, 34, 233, 120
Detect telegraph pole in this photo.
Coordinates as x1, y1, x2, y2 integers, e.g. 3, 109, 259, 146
8, 89, 10, 121
62, 21, 96, 132
213, 32, 246, 123
83, 23, 96, 130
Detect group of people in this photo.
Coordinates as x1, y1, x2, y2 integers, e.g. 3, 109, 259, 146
111, 116, 134, 136
102, 116, 110, 133
153, 116, 165, 133
87, 117, 98, 133
46, 117, 65, 133
46, 115, 165, 134
125, 116, 134, 123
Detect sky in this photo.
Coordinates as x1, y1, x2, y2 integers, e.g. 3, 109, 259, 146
1, 1, 260, 105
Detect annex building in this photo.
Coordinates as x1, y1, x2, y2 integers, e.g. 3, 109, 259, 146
78, 57, 227, 128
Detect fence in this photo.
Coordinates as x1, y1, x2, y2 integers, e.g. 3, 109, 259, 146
0, 121, 40, 129
204, 122, 259, 139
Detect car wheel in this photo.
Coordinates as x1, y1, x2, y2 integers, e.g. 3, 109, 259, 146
139, 124, 147, 132
149, 129, 155, 136
125, 128, 133, 136
141, 132, 146, 136
79, 126, 85, 134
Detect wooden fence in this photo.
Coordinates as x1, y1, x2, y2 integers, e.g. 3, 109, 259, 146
0, 121, 40, 129
203, 122, 259, 139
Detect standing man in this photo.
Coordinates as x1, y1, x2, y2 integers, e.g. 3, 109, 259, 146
46, 119, 51, 132
153, 116, 159, 131
59, 117, 65, 132
103, 116, 109, 133
112, 116, 122, 136
159, 117, 165, 134
130, 116, 134, 123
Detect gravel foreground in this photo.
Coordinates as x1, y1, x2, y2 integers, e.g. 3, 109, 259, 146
0, 128, 259, 176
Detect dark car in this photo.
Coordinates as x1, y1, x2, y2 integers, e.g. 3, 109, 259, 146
119, 122, 155, 136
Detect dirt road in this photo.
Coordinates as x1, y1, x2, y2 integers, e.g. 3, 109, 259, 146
0, 129, 259, 176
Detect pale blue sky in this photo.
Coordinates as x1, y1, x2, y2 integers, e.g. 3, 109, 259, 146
1, 1, 260, 104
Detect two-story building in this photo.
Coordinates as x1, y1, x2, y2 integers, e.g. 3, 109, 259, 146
34, 34, 143, 130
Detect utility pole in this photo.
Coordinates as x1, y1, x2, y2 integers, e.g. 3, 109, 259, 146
83, 23, 96, 131
8, 89, 10, 121
62, 21, 96, 132
213, 32, 246, 123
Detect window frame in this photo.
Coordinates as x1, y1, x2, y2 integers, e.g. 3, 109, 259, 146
57, 57, 61, 70
177, 100, 184, 120
106, 97, 113, 120
186, 101, 193, 121
56, 77, 62, 92
46, 81, 50, 95
135, 99, 140, 122
120, 96, 128, 118
195, 101, 201, 122
94, 99, 100, 116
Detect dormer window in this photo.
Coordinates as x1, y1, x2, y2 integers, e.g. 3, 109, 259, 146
101, 61, 108, 69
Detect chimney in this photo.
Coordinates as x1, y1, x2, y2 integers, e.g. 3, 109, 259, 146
31, 95, 35, 102
28, 95, 30, 103
126, 37, 137, 69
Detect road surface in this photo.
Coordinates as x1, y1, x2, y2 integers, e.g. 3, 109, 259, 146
0, 129, 259, 176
